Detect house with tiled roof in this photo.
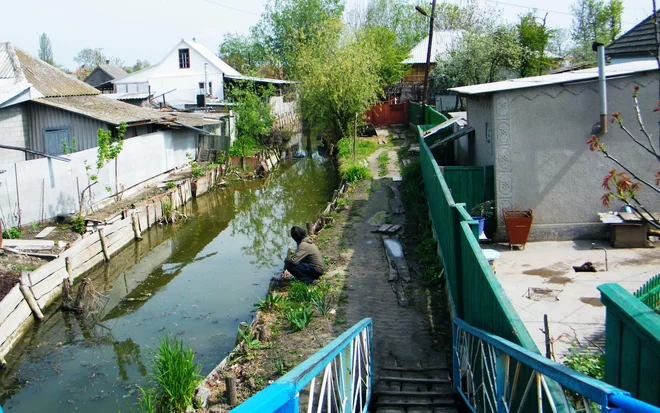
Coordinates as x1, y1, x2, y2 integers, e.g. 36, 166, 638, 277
606, 12, 660, 64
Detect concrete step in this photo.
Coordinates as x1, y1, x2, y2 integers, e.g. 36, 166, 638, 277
379, 377, 451, 385
374, 365, 459, 413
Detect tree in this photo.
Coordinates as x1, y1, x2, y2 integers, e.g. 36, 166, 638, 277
570, 0, 624, 61
587, 86, 660, 230
517, 12, 556, 77
219, 33, 263, 75
295, 33, 382, 148
73, 48, 124, 79
38, 33, 54, 65
252, 0, 345, 78
130, 59, 150, 73
431, 26, 523, 90
348, 0, 429, 50
96, 122, 127, 200
228, 83, 276, 162
357, 26, 410, 88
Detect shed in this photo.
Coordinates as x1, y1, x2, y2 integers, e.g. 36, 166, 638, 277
449, 61, 660, 241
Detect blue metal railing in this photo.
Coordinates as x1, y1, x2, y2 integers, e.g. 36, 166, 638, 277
232, 318, 373, 413
453, 317, 660, 413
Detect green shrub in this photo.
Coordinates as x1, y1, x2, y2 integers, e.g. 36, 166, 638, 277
2, 227, 22, 239
166, 182, 176, 189
340, 162, 372, 183
162, 201, 173, 218
151, 335, 202, 412
71, 215, 86, 235
286, 305, 313, 331
238, 325, 262, 350
311, 287, 332, 316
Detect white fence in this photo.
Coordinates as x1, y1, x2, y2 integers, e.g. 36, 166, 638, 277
0, 129, 196, 227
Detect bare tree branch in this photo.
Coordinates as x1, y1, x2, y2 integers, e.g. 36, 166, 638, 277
599, 149, 660, 196
617, 122, 660, 162
633, 94, 659, 158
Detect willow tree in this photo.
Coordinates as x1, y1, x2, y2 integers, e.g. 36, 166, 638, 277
295, 27, 382, 149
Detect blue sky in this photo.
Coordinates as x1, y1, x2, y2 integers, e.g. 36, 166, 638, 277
1, 0, 653, 71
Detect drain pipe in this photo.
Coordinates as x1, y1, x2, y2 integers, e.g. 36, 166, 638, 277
591, 243, 608, 271
594, 42, 607, 135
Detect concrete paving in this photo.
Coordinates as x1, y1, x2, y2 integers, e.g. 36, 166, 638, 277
487, 239, 660, 360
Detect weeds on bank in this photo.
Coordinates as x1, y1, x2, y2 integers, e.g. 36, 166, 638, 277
137, 334, 202, 412
378, 152, 389, 177
563, 346, 605, 411
337, 137, 377, 183
401, 161, 445, 286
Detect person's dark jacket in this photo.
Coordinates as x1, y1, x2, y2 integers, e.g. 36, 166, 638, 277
289, 237, 326, 274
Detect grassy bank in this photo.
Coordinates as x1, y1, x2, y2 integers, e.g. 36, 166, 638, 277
336, 137, 378, 183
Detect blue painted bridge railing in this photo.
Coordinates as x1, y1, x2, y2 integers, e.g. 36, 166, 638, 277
453, 318, 660, 413
232, 317, 660, 413
232, 318, 373, 413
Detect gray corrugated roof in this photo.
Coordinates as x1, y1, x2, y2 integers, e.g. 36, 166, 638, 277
16, 48, 99, 97
451, 60, 658, 95
34, 95, 168, 125
99, 64, 128, 80
0, 43, 17, 79
403, 30, 463, 64
33, 95, 222, 128
606, 12, 659, 59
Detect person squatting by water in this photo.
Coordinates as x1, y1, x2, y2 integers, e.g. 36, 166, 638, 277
283, 226, 326, 284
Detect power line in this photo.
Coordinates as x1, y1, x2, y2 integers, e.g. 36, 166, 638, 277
484, 0, 636, 24
203, 0, 262, 16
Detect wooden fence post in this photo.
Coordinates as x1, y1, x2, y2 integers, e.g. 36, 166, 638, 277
65, 256, 73, 282
131, 214, 143, 240
20, 271, 44, 320
98, 228, 110, 262
225, 375, 237, 405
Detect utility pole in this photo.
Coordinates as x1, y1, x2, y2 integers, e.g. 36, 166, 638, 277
420, 0, 436, 124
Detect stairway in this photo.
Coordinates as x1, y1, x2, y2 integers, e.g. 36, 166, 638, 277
372, 366, 460, 413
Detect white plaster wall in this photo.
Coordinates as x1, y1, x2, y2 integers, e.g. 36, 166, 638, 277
0, 130, 196, 227
493, 70, 660, 240
465, 96, 495, 167
0, 105, 29, 164
116, 42, 226, 107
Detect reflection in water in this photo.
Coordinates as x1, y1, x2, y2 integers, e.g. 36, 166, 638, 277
0, 158, 337, 412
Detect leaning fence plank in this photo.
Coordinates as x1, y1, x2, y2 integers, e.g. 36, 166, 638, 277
0, 284, 24, 322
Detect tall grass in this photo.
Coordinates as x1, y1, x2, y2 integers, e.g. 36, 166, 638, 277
141, 334, 202, 412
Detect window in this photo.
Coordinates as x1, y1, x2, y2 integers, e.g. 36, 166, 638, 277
178, 48, 190, 69
44, 127, 71, 155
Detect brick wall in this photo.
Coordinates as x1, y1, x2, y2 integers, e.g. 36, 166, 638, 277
0, 105, 28, 163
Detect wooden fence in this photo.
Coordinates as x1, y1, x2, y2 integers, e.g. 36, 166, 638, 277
599, 283, 660, 406
0, 166, 224, 365
365, 100, 409, 127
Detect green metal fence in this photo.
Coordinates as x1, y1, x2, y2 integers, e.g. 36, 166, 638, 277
634, 274, 660, 311
418, 128, 534, 347
418, 123, 567, 412
409, 103, 448, 126
599, 283, 660, 406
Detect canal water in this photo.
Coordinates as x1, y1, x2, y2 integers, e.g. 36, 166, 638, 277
0, 157, 337, 412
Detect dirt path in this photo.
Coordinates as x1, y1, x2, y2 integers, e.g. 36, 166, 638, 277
334, 141, 449, 374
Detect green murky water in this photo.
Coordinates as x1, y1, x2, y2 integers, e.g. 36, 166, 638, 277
0, 157, 337, 412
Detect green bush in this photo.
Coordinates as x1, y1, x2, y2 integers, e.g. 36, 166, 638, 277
2, 227, 22, 239
253, 291, 284, 312
340, 162, 372, 183
151, 335, 202, 412
71, 215, 86, 235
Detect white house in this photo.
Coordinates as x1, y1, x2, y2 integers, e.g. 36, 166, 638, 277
113, 39, 241, 109
450, 61, 660, 241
